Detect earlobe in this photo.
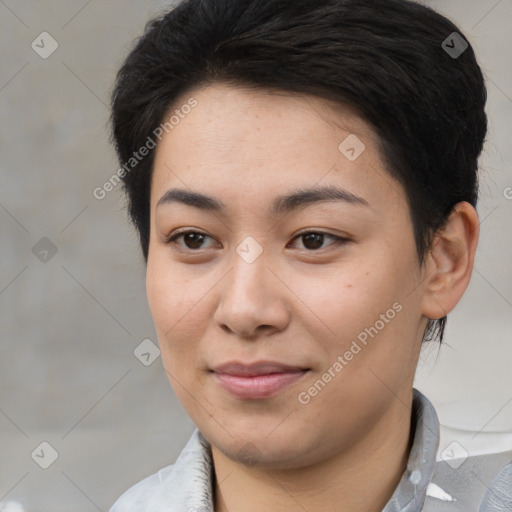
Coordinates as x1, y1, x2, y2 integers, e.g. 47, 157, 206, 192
421, 202, 480, 320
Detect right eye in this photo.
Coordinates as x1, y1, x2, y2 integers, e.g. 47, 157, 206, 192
165, 229, 219, 251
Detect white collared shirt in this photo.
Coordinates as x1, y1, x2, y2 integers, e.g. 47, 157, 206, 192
110, 389, 512, 511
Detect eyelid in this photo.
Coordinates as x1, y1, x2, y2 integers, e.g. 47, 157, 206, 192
165, 227, 207, 241
293, 228, 346, 239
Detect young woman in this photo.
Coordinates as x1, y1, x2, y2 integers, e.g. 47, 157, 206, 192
108, 0, 512, 510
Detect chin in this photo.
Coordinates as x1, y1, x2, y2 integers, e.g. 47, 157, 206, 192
203, 417, 322, 470
222, 438, 312, 470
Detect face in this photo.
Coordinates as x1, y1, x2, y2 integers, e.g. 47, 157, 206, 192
146, 83, 430, 469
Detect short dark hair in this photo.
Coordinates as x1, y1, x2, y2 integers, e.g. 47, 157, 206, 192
110, 0, 487, 343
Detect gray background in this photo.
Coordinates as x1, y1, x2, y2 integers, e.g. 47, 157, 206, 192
0, 1, 511, 510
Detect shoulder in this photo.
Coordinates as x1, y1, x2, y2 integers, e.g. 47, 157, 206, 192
109, 429, 214, 512
424, 450, 512, 511
109, 464, 176, 512
479, 458, 512, 511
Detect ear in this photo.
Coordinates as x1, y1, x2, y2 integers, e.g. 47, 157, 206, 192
421, 201, 480, 320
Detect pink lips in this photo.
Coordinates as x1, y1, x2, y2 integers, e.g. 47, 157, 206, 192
211, 361, 309, 399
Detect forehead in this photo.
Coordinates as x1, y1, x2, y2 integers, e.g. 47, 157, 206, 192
150, 83, 405, 215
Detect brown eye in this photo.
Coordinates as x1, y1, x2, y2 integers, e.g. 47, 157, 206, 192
291, 231, 348, 251
301, 232, 325, 250
166, 230, 216, 250
182, 232, 207, 249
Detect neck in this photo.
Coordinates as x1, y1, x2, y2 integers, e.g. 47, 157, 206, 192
212, 392, 415, 512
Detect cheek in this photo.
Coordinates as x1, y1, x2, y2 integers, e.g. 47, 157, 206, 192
147, 250, 201, 324
297, 249, 420, 376
145, 257, 207, 364
293, 257, 404, 337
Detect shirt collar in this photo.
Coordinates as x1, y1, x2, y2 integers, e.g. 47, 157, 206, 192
382, 388, 441, 511
162, 387, 440, 511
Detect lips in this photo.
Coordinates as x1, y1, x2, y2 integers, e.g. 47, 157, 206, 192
211, 361, 309, 399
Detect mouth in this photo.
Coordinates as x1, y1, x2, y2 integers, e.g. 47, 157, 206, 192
210, 361, 310, 400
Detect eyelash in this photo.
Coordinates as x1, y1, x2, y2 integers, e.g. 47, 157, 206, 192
164, 229, 349, 253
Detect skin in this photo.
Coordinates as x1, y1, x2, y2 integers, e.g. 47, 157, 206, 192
145, 82, 479, 512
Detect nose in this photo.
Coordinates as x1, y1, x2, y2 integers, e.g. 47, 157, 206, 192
213, 245, 291, 339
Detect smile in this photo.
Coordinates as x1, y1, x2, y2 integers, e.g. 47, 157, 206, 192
211, 361, 310, 399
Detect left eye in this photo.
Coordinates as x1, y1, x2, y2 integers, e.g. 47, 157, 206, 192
289, 231, 347, 251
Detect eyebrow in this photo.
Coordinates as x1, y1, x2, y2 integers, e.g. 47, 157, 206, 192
156, 185, 370, 215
